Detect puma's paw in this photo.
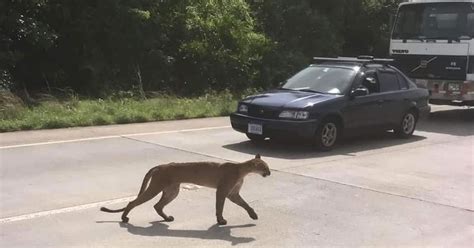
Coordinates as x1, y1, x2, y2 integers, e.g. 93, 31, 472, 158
122, 216, 129, 223
165, 216, 175, 222
249, 211, 258, 220
217, 218, 227, 225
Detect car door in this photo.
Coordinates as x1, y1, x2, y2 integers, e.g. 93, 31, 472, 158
343, 70, 385, 130
376, 69, 405, 127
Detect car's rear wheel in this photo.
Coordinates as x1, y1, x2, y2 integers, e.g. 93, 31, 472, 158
315, 119, 339, 151
246, 133, 266, 142
394, 110, 418, 138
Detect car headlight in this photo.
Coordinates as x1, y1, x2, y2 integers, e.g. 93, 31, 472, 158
279, 110, 309, 120
238, 104, 248, 113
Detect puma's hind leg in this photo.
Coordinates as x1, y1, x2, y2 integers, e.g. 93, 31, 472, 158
216, 181, 239, 225
121, 186, 162, 223
154, 184, 180, 222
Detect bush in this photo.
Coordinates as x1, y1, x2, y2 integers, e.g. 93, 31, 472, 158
0, 91, 239, 132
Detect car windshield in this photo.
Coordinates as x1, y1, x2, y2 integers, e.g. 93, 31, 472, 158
281, 66, 356, 94
392, 2, 474, 40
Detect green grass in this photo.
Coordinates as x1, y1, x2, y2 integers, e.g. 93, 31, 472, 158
0, 92, 239, 132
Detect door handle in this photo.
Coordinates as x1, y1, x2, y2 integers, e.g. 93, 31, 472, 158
376, 99, 384, 104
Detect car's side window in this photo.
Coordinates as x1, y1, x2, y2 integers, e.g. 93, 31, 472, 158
378, 70, 400, 92
396, 73, 409, 90
361, 71, 380, 94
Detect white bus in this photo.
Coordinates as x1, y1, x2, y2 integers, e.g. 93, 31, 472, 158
390, 0, 474, 106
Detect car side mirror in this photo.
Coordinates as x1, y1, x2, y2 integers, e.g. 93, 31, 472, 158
350, 87, 369, 98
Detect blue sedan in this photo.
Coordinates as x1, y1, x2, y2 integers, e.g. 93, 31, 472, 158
230, 57, 431, 150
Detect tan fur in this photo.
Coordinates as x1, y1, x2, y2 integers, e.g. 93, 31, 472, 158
100, 154, 270, 225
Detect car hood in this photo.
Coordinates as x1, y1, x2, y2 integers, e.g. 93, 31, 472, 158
243, 90, 341, 109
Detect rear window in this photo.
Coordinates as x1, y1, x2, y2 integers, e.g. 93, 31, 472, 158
378, 71, 400, 92
396, 73, 409, 90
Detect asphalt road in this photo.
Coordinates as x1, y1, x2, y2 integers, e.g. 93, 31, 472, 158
0, 105, 473, 247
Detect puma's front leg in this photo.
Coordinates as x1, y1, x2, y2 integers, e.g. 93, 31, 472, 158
216, 185, 233, 225
228, 193, 258, 220
227, 179, 257, 220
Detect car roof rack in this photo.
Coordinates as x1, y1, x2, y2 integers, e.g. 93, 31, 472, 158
313, 56, 394, 66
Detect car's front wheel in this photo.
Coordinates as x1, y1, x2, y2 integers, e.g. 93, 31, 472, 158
394, 110, 418, 138
246, 133, 266, 142
315, 119, 339, 151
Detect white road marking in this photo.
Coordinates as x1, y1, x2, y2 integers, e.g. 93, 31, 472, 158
0, 135, 120, 149
0, 183, 206, 224
0, 196, 136, 224
125, 126, 230, 137
0, 125, 231, 150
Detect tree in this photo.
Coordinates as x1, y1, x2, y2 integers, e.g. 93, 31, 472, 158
342, 0, 402, 57
0, 0, 57, 93
170, 0, 271, 94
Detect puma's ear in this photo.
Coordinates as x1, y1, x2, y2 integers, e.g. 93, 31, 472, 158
255, 154, 261, 159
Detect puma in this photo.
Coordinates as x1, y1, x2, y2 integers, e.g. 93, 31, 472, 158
100, 154, 271, 225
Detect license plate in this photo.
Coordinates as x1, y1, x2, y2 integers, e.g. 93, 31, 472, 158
248, 123, 263, 135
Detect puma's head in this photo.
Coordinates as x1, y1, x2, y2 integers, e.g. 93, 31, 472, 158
250, 154, 271, 177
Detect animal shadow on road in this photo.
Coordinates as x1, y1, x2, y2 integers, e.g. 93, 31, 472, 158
99, 221, 256, 246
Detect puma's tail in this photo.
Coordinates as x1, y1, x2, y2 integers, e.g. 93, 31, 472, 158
100, 168, 155, 213
100, 206, 126, 213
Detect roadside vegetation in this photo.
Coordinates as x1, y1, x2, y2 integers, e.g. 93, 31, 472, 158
0, 90, 239, 132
